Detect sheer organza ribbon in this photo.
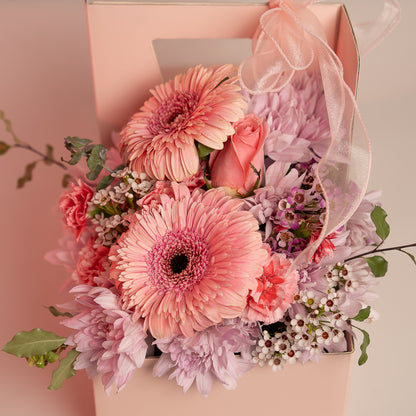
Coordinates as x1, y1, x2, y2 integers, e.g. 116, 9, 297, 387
353, 0, 401, 57
238, 0, 399, 268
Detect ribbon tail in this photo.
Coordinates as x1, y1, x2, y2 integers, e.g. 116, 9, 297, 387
353, 0, 401, 57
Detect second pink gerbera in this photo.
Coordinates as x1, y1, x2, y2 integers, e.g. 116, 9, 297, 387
120, 64, 246, 182
110, 184, 268, 339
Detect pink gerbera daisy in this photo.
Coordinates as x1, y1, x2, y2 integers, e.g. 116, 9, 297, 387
120, 64, 246, 182
110, 183, 267, 339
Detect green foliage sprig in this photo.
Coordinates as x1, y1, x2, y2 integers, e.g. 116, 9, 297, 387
0, 111, 69, 188
346, 206, 416, 365
0, 112, 126, 190
2, 308, 78, 389
62, 136, 125, 191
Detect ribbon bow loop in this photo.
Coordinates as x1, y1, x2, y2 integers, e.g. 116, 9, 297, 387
239, 0, 327, 95
239, 0, 372, 268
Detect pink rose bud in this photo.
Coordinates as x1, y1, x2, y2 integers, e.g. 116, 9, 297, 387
209, 114, 268, 195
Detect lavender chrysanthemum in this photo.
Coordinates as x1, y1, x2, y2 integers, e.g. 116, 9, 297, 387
247, 71, 330, 165
153, 320, 259, 396
345, 191, 382, 254
63, 285, 148, 394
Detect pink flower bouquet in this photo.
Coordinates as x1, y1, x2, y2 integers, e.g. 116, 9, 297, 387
3, 0, 412, 401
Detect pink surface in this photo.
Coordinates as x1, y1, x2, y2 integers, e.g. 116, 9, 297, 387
1, 1, 415, 416
0, 1, 97, 414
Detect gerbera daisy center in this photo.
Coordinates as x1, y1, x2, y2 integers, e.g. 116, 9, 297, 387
170, 253, 189, 274
148, 92, 198, 136
146, 229, 209, 293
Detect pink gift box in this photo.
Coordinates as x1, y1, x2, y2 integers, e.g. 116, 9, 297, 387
94, 335, 353, 416
85, 1, 358, 414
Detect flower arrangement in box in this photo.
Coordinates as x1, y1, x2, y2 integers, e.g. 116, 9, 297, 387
2, 0, 412, 400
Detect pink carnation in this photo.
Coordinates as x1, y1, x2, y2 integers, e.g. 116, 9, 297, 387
63, 285, 148, 394
138, 180, 175, 208
242, 251, 299, 324
59, 180, 93, 241
310, 231, 337, 263
76, 237, 110, 286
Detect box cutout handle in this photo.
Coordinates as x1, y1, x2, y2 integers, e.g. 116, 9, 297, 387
153, 38, 252, 81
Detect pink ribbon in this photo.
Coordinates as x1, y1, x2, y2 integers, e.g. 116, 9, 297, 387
239, 0, 372, 268
353, 0, 401, 57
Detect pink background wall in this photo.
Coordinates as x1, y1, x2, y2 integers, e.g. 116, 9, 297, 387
0, 1, 415, 415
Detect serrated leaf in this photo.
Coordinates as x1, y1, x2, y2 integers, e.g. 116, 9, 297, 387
371, 206, 390, 241
197, 142, 214, 159
357, 328, 370, 366
44, 144, 54, 165
0, 141, 10, 155
2, 329, 66, 358
87, 144, 107, 172
86, 164, 103, 181
353, 306, 371, 322
365, 255, 388, 277
48, 349, 79, 390
97, 174, 114, 191
17, 161, 37, 188
65, 136, 91, 149
45, 306, 72, 318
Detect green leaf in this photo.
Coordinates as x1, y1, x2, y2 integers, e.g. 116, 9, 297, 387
45, 306, 73, 318
62, 151, 82, 166
293, 222, 312, 240
0, 141, 10, 155
87, 144, 107, 172
97, 173, 114, 191
2, 329, 66, 358
197, 142, 214, 159
356, 328, 371, 366
0, 110, 20, 143
204, 173, 213, 190
401, 250, 416, 266
365, 255, 388, 277
62, 173, 72, 188
48, 349, 79, 390
213, 76, 230, 90
17, 161, 37, 188
371, 206, 390, 241
86, 164, 103, 181
64, 136, 91, 149
353, 306, 371, 322
44, 144, 54, 165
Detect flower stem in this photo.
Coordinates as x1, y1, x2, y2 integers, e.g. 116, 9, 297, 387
345, 243, 416, 262
14, 143, 67, 170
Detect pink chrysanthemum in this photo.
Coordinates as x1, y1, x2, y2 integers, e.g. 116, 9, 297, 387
76, 237, 109, 286
153, 320, 259, 396
110, 183, 268, 339
120, 64, 246, 182
63, 285, 148, 394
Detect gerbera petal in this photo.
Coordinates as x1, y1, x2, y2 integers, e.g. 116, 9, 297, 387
120, 65, 245, 181
110, 186, 267, 339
